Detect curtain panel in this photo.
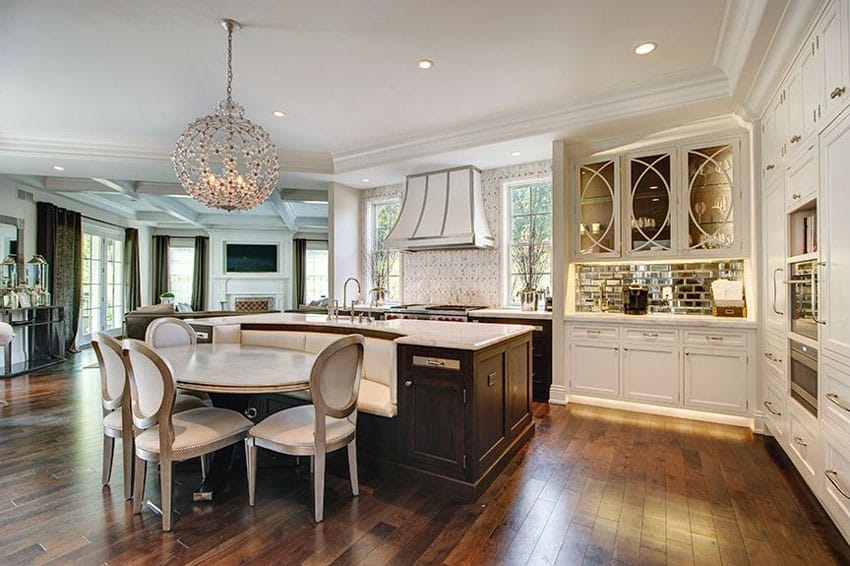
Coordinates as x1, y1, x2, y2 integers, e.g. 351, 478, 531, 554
191, 236, 209, 311
36, 202, 82, 353
151, 235, 170, 303
124, 228, 142, 311
293, 238, 307, 307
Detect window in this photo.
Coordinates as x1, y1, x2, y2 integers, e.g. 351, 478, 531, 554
304, 240, 329, 304
80, 226, 123, 343
168, 239, 195, 305
506, 180, 552, 304
369, 200, 401, 302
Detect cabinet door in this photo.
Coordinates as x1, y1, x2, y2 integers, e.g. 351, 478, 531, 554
473, 348, 507, 474
684, 143, 737, 252
763, 177, 787, 333
762, 380, 787, 443
821, 0, 848, 117
785, 141, 818, 208
569, 342, 620, 398
787, 71, 805, 150
821, 109, 850, 362
800, 37, 823, 138
683, 348, 748, 414
622, 344, 679, 405
577, 158, 619, 257
403, 371, 466, 478
762, 105, 778, 179
773, 89, 789, 163
626, 150, 674, 255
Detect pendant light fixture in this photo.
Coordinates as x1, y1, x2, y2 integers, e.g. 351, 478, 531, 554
172, 19, 279, 211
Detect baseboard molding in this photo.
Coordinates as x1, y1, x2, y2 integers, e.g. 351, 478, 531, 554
568, 395, 755, 429
548, 384, 568, 405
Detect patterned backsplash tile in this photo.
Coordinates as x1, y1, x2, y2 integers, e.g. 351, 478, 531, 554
575, 260, 745, 315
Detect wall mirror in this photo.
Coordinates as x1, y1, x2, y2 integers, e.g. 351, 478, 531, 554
0, 214, 25, 284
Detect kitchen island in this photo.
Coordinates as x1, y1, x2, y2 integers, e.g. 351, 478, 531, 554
188, 313, 535, 499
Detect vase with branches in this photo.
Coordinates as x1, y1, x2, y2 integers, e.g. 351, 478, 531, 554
369, 249, 395, 306
513, 220, 548, 310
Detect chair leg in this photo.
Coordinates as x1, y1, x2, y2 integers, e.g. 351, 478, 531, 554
200, 454, 208, 480
121, 430, 134, 500
314, 449, 326, 523
347, 440, 359, 497
246, 439, 257, 506
102, 435, 115, 486
161, 459, 173, 532
133, 456, 146, 515
3, 344, 11, 374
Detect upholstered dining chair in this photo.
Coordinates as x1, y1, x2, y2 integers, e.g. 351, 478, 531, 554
121, 339, 253, 531
245, 334, 365, 522
0, 322, 13, 374
145, 317, 197, 347
92, 333, 205, 500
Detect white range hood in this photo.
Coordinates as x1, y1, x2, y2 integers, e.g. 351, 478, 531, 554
384, 165, 495, 251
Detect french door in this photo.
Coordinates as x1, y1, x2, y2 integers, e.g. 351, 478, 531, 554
79, 226, 123, 345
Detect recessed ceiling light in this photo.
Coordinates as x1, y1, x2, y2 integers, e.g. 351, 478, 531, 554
273, 110, 286, 117
418, 59, 434, 70
52, 165, 65, 171
634, 42, 657, 55
361, 178, 370, 183
511, 151, 522, 157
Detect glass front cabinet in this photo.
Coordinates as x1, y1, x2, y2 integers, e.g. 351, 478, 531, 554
572, 137, 743, 259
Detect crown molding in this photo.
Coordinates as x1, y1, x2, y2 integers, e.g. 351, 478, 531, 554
332, 67, 731, 173
741, 0, 824, 119
715, 0, 769, 95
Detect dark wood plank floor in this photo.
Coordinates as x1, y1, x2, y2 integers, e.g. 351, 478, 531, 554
1, 350, 849, 565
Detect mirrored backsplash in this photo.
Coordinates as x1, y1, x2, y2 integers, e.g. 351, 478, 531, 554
575, 260, 745, 315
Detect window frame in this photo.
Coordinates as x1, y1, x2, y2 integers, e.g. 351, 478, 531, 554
78, 221, 124, 346
304, 239, 329, 304
366, 197, 402, 304
167, 237, 195, 306
501, 178, 553, 305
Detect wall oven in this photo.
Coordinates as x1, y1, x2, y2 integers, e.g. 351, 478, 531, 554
790, 339, 818, 417
785, 259, 823, 340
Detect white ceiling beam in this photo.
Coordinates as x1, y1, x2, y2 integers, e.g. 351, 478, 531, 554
266, 192, 297, 231
136, 194, 203, 228
91, 178, 139, 201
135, 211, 176, 223
135, 181, 186, 196
44, 176, 112, 192
280, 188, 328, 203
296, 216, 329, 229
60, 191, 136, 218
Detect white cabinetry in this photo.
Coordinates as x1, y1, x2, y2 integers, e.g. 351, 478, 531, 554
822, 421, 850, 541
788, 400, 821, 490
763, 179, 787, 333
820, 0, 849, 118
785, 142, 818, 209
569, 342, 620, 398
622, 344, 679, 405
683, 348, 748, 414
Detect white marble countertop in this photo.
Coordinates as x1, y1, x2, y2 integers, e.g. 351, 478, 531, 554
470, 307, 552, 320
564, 312, 758, 329
188, 312, 535, 351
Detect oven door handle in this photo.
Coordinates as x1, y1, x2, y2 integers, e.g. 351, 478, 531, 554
812, 263, 827, 325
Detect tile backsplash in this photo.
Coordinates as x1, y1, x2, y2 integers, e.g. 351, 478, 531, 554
575, 260, 745, 315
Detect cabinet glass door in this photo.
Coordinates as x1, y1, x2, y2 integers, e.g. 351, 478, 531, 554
577, 159, 618, 256
628, 152, 673, 253
686, 144, 735, 251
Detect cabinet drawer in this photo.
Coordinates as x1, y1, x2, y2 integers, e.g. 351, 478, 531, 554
622, 327, 678, 345
763, 331, 786, 380
787, 402, 819, 490
822, 360, 850, 436
683, 329, 747, 348
569, 324, 619, 341
764, 362, 786, 394
412, 355, 462, 371
822, 423, 850, 542
762, 381, 786, 441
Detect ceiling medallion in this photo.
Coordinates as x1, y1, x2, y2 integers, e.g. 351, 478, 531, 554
172, 19, 279, 211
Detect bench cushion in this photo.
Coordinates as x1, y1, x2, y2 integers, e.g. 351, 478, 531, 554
357, 379, 397, 417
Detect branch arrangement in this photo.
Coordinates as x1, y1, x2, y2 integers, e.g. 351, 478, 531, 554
370, 249, 396, 291
514, 220, 548, 292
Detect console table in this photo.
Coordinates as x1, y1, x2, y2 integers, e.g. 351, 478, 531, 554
0, 306, 65, 377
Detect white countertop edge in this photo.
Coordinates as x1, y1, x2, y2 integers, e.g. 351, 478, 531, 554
470, 308, 553, 320
563, 312, 758, 328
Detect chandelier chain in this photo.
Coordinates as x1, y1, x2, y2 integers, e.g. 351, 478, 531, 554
226, 24, 233, 104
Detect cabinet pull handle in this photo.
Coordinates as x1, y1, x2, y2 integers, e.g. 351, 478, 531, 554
623, 347, 629, 352
642, 332, 659, 338
426, 359, 445, 366
793, 436, 808, 447
244, 407, 258, 419
826, 393, 850, 412
404, 380, 413, 387
792, 193, 802, 200
705, 336, 723, 342
825, 470, 850, 500
765, 164, 775, 171
790, 134, 801, 143
772, 267, 784, 315
685, 351, 691, 356
830, 86, 846, 99
763, 400, 782, 416
587, 329, 601, 334
487, 372, 497, 387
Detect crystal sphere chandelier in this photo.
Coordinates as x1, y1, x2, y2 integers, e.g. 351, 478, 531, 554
172, 19, 279, 211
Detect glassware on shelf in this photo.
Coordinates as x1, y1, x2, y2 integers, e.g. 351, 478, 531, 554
687, 145, 734, 250
578, 160, 617, 255
1, 255, 17, 290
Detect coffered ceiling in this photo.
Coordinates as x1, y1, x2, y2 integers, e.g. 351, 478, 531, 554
0, 0, 810, 228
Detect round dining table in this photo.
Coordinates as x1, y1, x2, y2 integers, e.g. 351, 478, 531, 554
156, 343, 317, 394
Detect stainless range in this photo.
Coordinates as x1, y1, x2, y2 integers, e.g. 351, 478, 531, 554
384, 304, 485, 322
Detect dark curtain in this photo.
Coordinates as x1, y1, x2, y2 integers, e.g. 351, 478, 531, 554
191, 236, 209, 311
123, 228, 141, 311
151, 235, 170, 303
36, 202, 82, 353
293, 238, 307, 306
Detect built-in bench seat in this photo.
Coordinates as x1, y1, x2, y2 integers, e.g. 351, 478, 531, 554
213, 325, 398, 418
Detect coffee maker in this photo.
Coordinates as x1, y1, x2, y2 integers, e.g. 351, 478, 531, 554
623, 284, 649, 315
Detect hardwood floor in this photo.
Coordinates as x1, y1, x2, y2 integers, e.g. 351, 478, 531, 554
1, 350, 849, 565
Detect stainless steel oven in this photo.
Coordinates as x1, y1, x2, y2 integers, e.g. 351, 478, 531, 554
786, 260, 823, 340
790, 339, 818, 417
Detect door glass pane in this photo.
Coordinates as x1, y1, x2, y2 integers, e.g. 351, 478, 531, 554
630, 153, 672, 252
578, 160, 616, 254
687, 144, 734, 250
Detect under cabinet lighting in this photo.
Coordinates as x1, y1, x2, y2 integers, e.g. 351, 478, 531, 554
634, 42, 657, 55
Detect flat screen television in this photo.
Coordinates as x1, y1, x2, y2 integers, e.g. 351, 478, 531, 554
225, 243, 278, 273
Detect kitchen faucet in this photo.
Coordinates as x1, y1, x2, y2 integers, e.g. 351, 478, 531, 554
342, 277, 361, 318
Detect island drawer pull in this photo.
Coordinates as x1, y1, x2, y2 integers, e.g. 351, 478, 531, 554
412, 355, 461, 370
244, 407, 258, 419
487, 372, 497, 386
763, 401, 782, 416
826, 393, 850, 412
642, 332, 659, 338
794, 436, 808, 447
825, 470, 850, 499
